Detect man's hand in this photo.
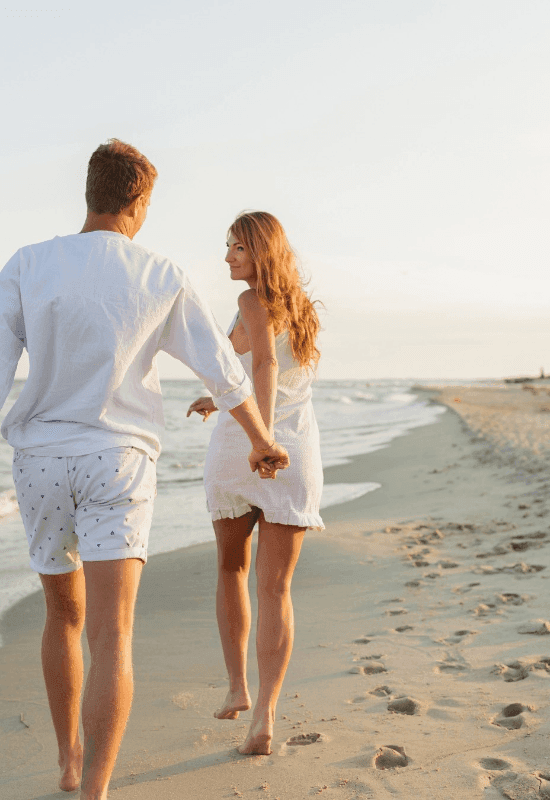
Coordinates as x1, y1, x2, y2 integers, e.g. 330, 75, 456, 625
249, 442, 289, 479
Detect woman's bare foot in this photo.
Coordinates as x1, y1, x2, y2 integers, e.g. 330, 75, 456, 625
238, 710, 274, 755
59, 746, 83, 792
214, 688, 252, 720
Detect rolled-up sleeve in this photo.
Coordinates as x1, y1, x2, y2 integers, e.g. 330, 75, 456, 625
158, 276, 252, 412
0, 252, 26, 410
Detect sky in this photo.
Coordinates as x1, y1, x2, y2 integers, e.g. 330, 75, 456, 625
1, 0, 549, 380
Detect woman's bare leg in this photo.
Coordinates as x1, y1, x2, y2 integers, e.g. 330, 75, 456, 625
239, 515, 305, 755
40, 569, 86, 791
213, 510, 259, 719
80, 559, 142, 800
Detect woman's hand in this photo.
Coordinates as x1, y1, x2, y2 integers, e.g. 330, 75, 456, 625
249, 442, 290, 479
186, 396, 218, 422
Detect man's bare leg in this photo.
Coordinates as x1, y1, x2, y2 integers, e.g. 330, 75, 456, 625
80, 559, 142, 800
238, 516, 305, 755
212, 510, 258, 719
40, 569, 86, 791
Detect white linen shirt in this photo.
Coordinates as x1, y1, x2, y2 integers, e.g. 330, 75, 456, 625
0, 231, 252, 461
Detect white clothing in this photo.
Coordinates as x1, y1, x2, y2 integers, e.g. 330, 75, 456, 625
12, 447, 156, 574
0, 231, 252, 460
204, 314, 324, 530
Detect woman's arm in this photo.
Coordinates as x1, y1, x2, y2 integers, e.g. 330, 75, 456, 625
238, 290, 279, 437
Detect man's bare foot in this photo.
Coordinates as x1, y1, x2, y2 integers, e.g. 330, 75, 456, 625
238, 711, 273, 755
214, 688, 252, 720
59, 746, 83, 792
79, 791, 107, 800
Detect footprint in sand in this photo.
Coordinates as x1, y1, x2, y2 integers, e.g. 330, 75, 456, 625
473, 602, 501, 617
476, 546, 510, 559
394, 625, 414, 633
473, 562, 545, 576
473, 594, 527, 616
538, 774, 550, 799
503, 562, 545, 574
479, 757, 512, 771
452, 583, 480, 594
518, 619, 550, 635
417, 529, 445, 545
496, 592, 527, 606
354, 637, 372, 644
286, 732, 323, 746
435, 653, 469, 674
492, 661, 530, 682
369, 685, 393, 697
492, 702, 533, 730
350, 661, 388, 676
404, 579, 424, 588
442, 629, 478, 645
387, 697, 420, 716
349, 693, 370, 704
490, 772, 550, 799
492, 655, 550, 682
509, 534, 547, 552
477, 534, 547, 559
385, 608, 408, 616
373, 745, 409, 770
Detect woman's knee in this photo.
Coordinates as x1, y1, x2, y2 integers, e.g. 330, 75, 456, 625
256, 573, 291, 599
218, 551, 251, 576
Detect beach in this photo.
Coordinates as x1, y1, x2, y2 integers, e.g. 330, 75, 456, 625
3, 385, 550, 799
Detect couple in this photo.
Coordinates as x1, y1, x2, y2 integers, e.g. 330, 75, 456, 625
0, 139, 324, 799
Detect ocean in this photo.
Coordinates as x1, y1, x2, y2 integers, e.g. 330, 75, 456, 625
0, 379, 445, 632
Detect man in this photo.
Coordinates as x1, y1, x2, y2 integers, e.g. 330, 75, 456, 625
0, 139, 288, 800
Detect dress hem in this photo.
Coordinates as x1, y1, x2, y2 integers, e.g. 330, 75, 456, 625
209, 503, 324, 531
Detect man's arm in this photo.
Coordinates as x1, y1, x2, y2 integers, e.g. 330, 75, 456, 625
159, 278, 252, 413
0, 252, 26, 411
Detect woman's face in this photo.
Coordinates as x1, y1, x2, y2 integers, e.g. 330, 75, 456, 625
225, 231, 257, 287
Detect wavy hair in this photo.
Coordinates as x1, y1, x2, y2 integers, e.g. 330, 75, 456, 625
229, 211, 321, 368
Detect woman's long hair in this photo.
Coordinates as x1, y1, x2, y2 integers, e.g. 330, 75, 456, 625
229, 211, 321, 368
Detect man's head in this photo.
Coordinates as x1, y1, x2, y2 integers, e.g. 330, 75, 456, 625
85, 139, 157, 215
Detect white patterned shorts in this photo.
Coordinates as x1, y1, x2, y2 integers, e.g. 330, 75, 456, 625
12, 447, 156, 575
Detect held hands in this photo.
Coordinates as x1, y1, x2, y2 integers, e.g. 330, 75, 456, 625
187, 396, 289, 480
186, 396, 218, 422
249, 442, 290, 480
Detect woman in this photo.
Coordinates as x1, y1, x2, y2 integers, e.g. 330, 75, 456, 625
187, 211, 323, 755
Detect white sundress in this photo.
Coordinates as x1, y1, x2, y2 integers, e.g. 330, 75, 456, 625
203, 314, 324, 530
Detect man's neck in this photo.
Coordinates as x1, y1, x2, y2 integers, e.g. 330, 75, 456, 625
80, 213, 133, 238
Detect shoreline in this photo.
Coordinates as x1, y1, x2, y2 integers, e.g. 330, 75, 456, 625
4, 389, 550, 798
0, 385, 440, 626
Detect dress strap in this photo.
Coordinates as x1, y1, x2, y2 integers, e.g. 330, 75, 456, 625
227, 310, 241, 336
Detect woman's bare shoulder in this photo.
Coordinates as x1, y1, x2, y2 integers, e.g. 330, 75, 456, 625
238, 289, 266, 317
238, 288, 260, 307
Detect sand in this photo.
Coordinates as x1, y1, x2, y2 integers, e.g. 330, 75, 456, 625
3, 386, 550, 799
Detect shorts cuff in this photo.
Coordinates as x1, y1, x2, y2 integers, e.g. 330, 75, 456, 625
32, 560, 84, 575
80, 546, 148, 564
